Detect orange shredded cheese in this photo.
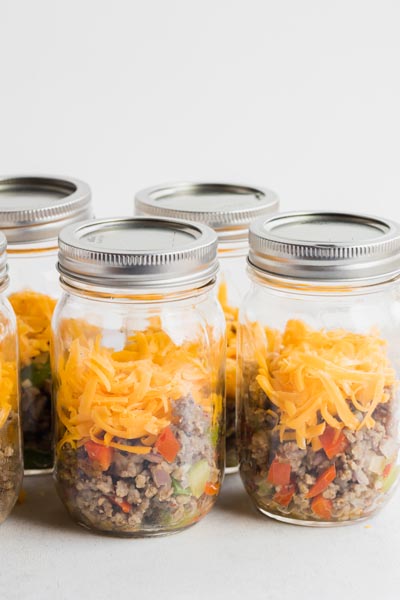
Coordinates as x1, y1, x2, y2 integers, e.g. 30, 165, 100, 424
0, 358, 18, 428
56, 319, 222, 454
255, 319, 396, 449
218, 282, 238, 402
9, 291, 57, 368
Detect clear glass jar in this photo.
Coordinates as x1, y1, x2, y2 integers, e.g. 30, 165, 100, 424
53, 217, 226, 536
238, 211, 400, 526
0, 232, 23, 524
0, 175, 92, 473
135, 182, 279, 472
216, 241, 248, 472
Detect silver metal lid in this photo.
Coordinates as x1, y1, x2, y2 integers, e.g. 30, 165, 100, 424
249, 211, 400, 282
0, 175, 92, 244
58, 217, 219, 290
135, 182, 279, 242
0, 232, 7, 283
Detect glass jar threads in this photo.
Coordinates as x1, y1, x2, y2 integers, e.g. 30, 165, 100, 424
0, 175, 92, 473
53, 217, 226, 536
0, 231, 23, 523
238, 211, 400, 526
135, 182, 279, 472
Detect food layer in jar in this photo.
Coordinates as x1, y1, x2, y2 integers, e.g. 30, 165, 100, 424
9, 291, 57, 470
218, 283, 239, 470
55, 318, 224, 535
239, 319, 399, 523
0, 355, 23, 522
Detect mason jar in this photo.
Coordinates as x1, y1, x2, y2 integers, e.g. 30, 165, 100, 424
53, 217, 226, 536
0, 175, 92, 473
238, 211, 400, 526
0, 231, 23, 523
135, 182, 279, 472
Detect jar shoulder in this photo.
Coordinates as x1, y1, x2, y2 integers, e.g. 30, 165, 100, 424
53, 289, 226, 347
240, 283, 400, 331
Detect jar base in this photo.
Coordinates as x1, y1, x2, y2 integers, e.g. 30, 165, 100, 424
256, 506, 370, 528
24, 468, 53, 477
74, 518, 198, 538
226, 465, 239, 475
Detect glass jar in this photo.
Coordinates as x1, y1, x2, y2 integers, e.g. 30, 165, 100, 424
238, 211, 400, 526
0, 175, 92, 473
53, 217, 226, 536
0, 231, 23, 523
135, 182, 279, 472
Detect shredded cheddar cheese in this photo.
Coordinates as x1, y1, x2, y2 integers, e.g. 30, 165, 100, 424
255, 319, 396, 449
0, 358, 18, 428
9, 291, 57, 368
56, 319, 222, 454
218, 282, 238, 401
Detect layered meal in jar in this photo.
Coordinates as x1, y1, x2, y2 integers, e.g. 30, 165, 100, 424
9, 291, 57, 471
218, 283, 239, 470
239, 319, 399, 523
54, 318, 224, 535
0, 351, 22, 522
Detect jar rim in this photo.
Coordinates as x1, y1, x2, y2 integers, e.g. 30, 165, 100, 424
247, 259, 400, 293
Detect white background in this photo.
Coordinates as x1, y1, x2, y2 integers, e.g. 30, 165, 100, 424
1, 0, 400, 221
1, 2, 400, 600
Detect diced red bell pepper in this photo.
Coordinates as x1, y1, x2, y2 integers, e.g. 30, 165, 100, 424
267, 459, 291, 486
273, 484, 296, 507
109, 496, 131, 514
311, 495, 333, 520
306, 465, 336, 499
205, 481, 220, 496
319, 426, 348, 459
383, 463, 392, 478
85, 441, 113, 471
155, 426, 181, 463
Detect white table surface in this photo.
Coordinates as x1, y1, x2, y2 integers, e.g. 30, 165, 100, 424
1, 472, 399, 600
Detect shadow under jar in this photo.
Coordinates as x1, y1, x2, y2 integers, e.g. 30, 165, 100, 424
0, 175, 92, 474
53, 217, 226, 536
135, 182, 279, 473
0, 232, 23, 523
238, 211, 400, 526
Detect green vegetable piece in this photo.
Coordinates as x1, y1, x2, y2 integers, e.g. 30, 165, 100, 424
21, 354, 51, 388
188, 459, 210, 499
382, 465, 400, 493
171, 477, 191, 496
257, 480, 275, 497
210, 424, 219, 447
